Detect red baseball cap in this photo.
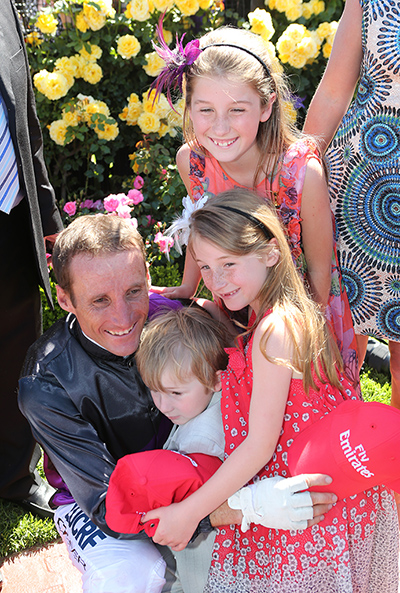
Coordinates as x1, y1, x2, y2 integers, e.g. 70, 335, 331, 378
106, 449, 221, 536
287, 399, 400, 500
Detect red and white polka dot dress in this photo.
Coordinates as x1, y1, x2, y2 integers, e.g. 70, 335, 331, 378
205, 319, 399, 592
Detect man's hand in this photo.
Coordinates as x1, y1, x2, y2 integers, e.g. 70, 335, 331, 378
210, 474, 336, 531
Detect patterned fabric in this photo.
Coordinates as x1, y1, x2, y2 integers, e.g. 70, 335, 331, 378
204, 313, 399, 592
326, 0, 400, 341
0, 94, 20, 214
189, 140, 359, 387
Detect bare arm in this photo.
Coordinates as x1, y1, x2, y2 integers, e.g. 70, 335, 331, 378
300, 157, 333, 307
303, 0, 363, 151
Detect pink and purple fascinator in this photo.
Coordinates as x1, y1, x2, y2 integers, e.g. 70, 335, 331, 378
150, 16, 202, 106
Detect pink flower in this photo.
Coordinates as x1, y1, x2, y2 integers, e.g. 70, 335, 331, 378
80, 199, 94, 210
116, 203, 132, 219
129, 217, 138, 230
134, 175, 144, 190
92, 199, 103, 210
127, 189, 144, 206
63, 201, 77, 216
103, 195, 120, 213
145, 215, 155, 227
161, 168, 167, 175
154, 231, 174, 254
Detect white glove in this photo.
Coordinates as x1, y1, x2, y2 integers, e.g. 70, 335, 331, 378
228, 475, 313, 532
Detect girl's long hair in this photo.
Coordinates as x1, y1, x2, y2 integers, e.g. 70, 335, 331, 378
188, 189, 343, 393
183, 27, 303, 193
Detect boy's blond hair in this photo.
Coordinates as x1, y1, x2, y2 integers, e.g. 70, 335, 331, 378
136, 307, 228, 392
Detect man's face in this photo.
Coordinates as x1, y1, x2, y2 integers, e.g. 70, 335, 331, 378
56, 249, 149, 357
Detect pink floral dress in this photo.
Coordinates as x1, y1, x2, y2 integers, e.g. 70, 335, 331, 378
189, 140, 359, 388
204, 312, 399, 592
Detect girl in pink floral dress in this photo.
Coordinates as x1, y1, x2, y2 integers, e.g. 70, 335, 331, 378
144, 190, 398, 592
152, 26, 358, 387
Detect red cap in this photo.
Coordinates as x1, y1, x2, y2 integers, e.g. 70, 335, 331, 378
106, 449, 222, 536
287, 399, 400, 500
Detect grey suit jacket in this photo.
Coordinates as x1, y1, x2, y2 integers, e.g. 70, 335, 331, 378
0, 1, 63, 304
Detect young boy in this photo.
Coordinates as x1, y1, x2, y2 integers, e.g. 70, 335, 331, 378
106, 307, 229, 593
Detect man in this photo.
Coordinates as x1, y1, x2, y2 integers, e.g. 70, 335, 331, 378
19, 215, 335, 593
0, 0, 63, 516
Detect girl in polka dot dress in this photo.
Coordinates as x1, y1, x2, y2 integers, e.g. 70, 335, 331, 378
144, 189, 399, 592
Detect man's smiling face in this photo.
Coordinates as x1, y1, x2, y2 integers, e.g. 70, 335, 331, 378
56, 249, 149, 357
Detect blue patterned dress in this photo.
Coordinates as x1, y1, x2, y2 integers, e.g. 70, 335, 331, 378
326, 0, 400, 341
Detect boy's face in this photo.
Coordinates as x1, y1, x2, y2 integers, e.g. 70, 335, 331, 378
151, 368, 221, 425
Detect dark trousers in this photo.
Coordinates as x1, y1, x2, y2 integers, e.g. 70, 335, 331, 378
0, 199, 42, 499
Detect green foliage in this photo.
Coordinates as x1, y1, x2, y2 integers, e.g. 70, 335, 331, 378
360, 367, 391, 405
40, 274, 66, 332
150, 261, 183, 287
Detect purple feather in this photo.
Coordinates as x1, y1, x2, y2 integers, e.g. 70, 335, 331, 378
150, 14, 202, 107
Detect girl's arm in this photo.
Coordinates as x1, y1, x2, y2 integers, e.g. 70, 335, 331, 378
301, 156, 333, 307
143, 313, 293, 550
303, 0, 363, 151
151, 145, 202, 298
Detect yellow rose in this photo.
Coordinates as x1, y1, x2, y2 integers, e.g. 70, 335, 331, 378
142, 90, 169, 119
83, 100, 110, 123
117, 35, 141, 59
275, 0, 289, 12
126, 102, 143, 125
302, 2, 313, 19
285, 5, 302, 21
311, 0, 325, 15
175, 0, 200, 16
143, 52, 165, 77
282, 100, 297, 125
323, 41, 332, 58
316, 21, 331, 39
152, 0, 174, 11
82, 4, 106, 31
287, 52, 307, 69
162, 28, 173, 45
125, 0, 151, 21
79, 44, 102, 62
119, 107, 129, 121
49, 120, 72, 146
138, 111, 160, 133
248, 9, 274, 41
33, 70, 70, 100
157, 122, 170, 138
26, 31, 42, 45
276, 35, 296, 56
95, 121, 119, 141
75, 11, 89, 32
82, 62, 103, 84
36, 13, 58, 35
296, 35, 318, 58
96, 0, 116, 17
198, 0, 213, 9
285, 24, 306, 43
268, 0, 277, 9
167, 105, 184, 128
62, 108, 80, 127
54, 56, 77, 79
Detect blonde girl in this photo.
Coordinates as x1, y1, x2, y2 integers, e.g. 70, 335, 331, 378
151, 25, 359, 387
144, 190, 398, 592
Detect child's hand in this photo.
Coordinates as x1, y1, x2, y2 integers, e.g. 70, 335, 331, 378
142, 502, 199, 551
150, 284, 195, 300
